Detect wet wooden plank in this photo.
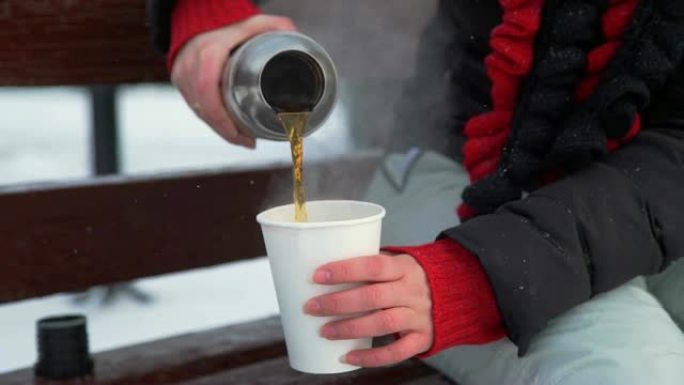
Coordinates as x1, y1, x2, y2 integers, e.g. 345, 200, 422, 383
0, 316, 450, 385
402, 374, 456, 385
179, 356, 436, 385
0, 317, 285, 385
0, 152, 380, 303
0, 0, 167, 86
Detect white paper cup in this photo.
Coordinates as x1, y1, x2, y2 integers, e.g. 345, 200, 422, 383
257, 200, 386, 374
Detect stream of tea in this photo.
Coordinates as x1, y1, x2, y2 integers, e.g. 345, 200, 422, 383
277, 112, 309, 222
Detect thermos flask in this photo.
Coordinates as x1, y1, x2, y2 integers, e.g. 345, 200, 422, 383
222, 31, 338, 141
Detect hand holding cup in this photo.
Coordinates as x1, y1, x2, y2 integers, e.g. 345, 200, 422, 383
306, 253, 434, 367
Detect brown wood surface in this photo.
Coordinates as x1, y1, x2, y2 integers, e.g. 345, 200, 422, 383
180, 357, 437, 385
0, 152, 380, 303
0, 317, 286, 385
0, 0, 167, 86
0, 0, 436, 86
0, 316, 453, 385
402, 376, 455, 385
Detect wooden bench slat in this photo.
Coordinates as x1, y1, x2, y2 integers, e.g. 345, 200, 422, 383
1, 317, 285, 385
178, 357, 436, 385
402, 375, 456, 385
95, 317, 285, 385
0, 0, 167, 86
0, 153, 380, 303
0, 316, 452, 385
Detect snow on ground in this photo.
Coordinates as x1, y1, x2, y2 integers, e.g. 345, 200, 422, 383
0, 84, 354, 373
0, 259, 278, 373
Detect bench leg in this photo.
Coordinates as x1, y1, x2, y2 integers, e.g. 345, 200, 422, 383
90, 85, 120, 175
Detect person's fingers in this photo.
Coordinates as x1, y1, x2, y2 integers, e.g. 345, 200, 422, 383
170, 53, 196, 107
321, 307, 417, 340
345, 332, 430, 367
212, 57, 259, 148
305, 282, 406, 316
171, 14, 296, 147
313, 254, 408, 284
207, 115, 243, 144
175, 51, 257, 147
183, 92, 255, 148
192, 45, 241, 141
233, 15, 297, 45
238, 135, 257, 149
232, 132, 257, 149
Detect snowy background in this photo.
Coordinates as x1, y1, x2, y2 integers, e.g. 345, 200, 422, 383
0, 84, 356, 373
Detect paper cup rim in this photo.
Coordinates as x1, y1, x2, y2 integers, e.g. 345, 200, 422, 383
256, 200, 385, 229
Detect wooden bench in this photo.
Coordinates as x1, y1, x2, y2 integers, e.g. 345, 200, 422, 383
0, 154, 454, 385
1, 317, 451, 385
0, 1, 454, 384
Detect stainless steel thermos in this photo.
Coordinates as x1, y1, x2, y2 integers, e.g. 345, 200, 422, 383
222, 31, 337, 141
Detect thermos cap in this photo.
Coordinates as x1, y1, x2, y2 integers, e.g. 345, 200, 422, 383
35, 314, 94, 380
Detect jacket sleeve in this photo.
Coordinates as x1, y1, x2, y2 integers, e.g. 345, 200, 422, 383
444, 122, 684, 354
147, 0, 178, 53
146, 0, 262, 54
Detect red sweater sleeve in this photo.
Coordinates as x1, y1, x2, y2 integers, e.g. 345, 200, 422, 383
384, 238, 506, 357
168, 0, 261, 69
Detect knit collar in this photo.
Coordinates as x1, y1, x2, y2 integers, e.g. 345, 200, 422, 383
459, 0, 684, 219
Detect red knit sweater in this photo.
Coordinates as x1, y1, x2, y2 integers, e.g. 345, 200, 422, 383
384, 240, 506, 356
168, 0, 506, 357
168, 0, 260, 68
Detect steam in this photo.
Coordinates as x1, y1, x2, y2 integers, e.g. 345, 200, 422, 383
265, 0, 451, 152
257, 0, 457, 210
258, 148, 383, 213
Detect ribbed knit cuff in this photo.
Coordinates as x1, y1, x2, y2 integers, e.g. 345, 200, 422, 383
383, 238, 506, 357
168, 0, 261, 70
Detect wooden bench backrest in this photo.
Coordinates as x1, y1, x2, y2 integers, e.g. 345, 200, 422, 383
0, 0, 167, 86
0, 0, 437, 86
0, 316, 451, 385
0, 153, 380, 303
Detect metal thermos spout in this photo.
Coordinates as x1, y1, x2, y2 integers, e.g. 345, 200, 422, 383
222, 31, 337, 141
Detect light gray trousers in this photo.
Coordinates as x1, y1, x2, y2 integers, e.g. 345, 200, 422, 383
364, 150, 684, 385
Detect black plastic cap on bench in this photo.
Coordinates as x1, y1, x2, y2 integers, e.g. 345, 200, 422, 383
35, 314, 94, 380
